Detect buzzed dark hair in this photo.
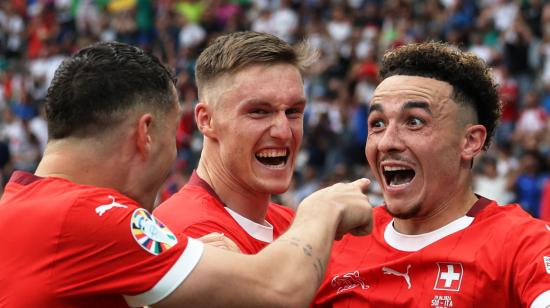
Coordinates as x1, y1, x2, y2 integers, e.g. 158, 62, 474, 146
46, 41, 176, 139
379, 42, 501, 150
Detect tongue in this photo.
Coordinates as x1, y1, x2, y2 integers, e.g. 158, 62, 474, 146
390, 171, 414, 186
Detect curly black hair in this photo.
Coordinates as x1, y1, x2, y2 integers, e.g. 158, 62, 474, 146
379, 42, 501, 150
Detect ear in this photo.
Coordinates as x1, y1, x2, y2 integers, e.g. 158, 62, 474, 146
136, 113, 154, 160
461, 124, 487, 161
195, 102, 217, 139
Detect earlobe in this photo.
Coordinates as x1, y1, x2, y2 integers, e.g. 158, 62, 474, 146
462, 124, 487, 161
195, 102, 217, 139
136, 114, 154, 159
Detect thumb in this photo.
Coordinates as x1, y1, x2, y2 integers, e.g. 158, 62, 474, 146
351, 178, 371, 193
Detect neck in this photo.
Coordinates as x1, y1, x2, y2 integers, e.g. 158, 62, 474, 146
35, 138, 155, 210
196, 158, 270, 224
393, 178, 478, 235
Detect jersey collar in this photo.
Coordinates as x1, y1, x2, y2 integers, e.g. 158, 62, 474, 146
384, 197, 491, 252
9, 171, 43, 185
188, 170, 274, 243
225, 207, 274, 243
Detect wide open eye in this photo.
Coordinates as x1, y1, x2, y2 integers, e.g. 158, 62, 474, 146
406, 117, 425, 128
368, 118, 386, 132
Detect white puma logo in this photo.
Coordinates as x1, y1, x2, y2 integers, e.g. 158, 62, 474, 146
95, 195, 127, 216
546, 225, 550, 232
382, 265, 412, 289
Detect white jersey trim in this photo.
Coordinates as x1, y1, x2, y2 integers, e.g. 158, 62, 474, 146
531, 290, 550, 308
384, 215, 475, 252
123, 238, 204, 307
225, 207, 274, 243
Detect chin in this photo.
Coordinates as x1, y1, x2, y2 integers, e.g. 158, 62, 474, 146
260, 181, 291, 195
384, 201, 421, 220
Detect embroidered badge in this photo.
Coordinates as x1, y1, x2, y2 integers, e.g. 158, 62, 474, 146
331, 271, 369, 294
434, 262, 463, 292
544, 256, 550, 274
131, 209, 177, 255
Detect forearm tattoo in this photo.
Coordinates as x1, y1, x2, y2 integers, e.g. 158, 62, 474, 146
278, 237, 325, 284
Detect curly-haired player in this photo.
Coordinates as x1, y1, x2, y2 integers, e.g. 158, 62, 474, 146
313, 42, 550, 307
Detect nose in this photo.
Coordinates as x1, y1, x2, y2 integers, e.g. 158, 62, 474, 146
270, 111, 292, 140
376, 123, 405, 153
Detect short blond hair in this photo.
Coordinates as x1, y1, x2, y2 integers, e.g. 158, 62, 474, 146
195, 31, 316, 100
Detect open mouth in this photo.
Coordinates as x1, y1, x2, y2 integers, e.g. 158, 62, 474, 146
383, 166, 415, 187
255, 148, 289, 168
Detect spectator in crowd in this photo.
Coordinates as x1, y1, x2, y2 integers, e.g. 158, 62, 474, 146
513, 89, 548, 149
473, 155, 514, 205
508, 149, 550, 218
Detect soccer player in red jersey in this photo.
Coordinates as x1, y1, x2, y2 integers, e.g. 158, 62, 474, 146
0, 41, 376, 307
154, 32, 307, 253
313, 42, 550, 307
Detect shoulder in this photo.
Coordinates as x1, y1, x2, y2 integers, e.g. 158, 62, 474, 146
63, 187, 144, 237
479, 205, 550, 307
154, 184, 226, 229
475, 203, 550, 250
155, 187, 244, 239
157, 183, 214, 211
476, 202, 541, 229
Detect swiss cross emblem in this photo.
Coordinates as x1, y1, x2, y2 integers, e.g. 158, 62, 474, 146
434, 262, 463, 292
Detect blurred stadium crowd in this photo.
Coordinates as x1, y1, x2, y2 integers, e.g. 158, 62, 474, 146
1, 0, 550, 218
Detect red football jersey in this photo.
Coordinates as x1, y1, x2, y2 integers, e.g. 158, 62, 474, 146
313, 197, 550, 307
0, 171, 203, 307
154, 171, 294, 254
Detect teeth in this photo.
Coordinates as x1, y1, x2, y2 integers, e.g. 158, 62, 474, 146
256, 149, 287, 158
265, 162, 286, 169
383, 166, 410, 171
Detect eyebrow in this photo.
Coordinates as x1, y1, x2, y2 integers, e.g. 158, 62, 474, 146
368, 101, 432, 115
403, 101, 432, 115
242, 98, 307, 107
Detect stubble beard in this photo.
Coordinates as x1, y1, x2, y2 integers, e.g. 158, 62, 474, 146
384, 202, 422, 219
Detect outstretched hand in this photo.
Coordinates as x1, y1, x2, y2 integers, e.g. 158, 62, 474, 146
299, 178, 373, 240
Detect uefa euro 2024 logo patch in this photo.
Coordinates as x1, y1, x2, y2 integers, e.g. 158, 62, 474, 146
131, 208, 178, 255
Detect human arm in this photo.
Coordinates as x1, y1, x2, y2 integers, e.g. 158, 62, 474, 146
153, 178, 373, 307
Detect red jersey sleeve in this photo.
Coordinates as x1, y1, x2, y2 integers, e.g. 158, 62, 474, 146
51, 191, 204, 307
506, 218, 550, 307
